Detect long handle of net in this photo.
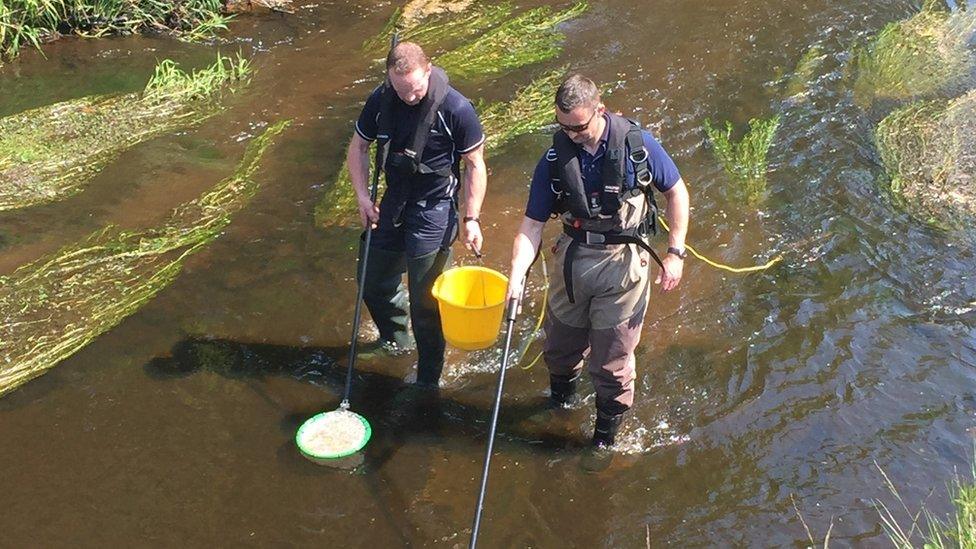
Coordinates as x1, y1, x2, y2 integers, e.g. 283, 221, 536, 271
341, 31, 399, 409
469, 295, 520, 548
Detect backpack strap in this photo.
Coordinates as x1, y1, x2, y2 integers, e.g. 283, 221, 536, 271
376, 68, 454, 178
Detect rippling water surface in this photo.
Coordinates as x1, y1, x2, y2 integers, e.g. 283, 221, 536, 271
2, 0, 976, 546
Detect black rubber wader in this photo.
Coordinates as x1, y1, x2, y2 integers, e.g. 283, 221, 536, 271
358, 242, 453, 386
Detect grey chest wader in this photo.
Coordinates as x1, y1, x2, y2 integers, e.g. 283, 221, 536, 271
549, 113, 665, 304
376, 66, 456, 227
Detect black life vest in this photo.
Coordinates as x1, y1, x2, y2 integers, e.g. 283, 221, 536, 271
548, 113, 665, 304
549, 113, 656, 222
376, 66, 453, 180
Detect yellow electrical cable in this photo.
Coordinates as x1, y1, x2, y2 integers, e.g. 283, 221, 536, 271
521, 350, 544, 370
657, 215, 783, 273
515, 217, 782, 370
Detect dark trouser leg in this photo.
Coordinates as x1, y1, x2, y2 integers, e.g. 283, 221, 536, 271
359, 243, 411, 349
406, 248, 452, 386
543, 312, 589, 406
587, 311, 643, 446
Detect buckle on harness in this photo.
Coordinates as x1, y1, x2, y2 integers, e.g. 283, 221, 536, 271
629, 147, 648, 164
584, 232, 605, 245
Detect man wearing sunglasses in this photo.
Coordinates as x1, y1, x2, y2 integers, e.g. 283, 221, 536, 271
506, 74, 690, 452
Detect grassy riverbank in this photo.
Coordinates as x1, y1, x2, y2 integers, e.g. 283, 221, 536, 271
0, 0, 231, 62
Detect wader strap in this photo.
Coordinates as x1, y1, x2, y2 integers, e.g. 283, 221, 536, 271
563, 238, 580, 304
562, 224, 665, 271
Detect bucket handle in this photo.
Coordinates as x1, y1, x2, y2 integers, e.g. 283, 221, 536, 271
472, 246, 486, 306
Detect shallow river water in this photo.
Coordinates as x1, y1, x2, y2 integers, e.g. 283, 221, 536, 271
3, 0, 976, 546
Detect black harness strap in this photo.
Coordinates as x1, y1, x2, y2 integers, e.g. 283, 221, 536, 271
549, 115, 667, 303
625, 127, 652, 188
625, 125, 659, 237
561, 224, 665, 304
563, 238, 581, 304
376, 66, 453, 178
552, 132, 590, 217
409, 67, 452, 177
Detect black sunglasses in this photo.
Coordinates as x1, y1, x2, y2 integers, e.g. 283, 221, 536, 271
558, 110, 598, 133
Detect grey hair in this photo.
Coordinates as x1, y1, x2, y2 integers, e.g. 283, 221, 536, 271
555, 74, 601, 112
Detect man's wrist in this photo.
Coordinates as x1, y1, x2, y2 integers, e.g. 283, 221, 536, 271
667, 246, 687, 260
463, 216, 480, 224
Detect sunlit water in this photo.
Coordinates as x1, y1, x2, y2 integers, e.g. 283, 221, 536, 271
2, 0, 976, 546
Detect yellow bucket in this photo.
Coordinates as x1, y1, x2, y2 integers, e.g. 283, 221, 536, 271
431, 266, 509, 350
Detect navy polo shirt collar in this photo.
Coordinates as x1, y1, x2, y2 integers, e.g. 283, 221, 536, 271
578, 113, 610, 161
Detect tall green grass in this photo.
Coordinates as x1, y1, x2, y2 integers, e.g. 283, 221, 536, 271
786, 44, 824, 98
876, 461, 976, 548
703, 115, 781, 204
0, 0, 232, 61
363, 2, 513, 55
874, 90, 976, 229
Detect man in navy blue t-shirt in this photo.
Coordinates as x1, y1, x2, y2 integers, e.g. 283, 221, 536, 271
507, 74, 690, 453
346, 42, 487, 388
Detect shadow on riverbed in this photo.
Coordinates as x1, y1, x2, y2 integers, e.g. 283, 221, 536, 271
144, 336, 589, 457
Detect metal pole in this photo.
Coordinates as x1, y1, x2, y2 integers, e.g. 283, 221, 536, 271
341, 31, 399, 408
469, 296, 520, 548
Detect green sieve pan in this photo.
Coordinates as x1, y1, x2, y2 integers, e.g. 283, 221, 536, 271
295, 406, 372, 468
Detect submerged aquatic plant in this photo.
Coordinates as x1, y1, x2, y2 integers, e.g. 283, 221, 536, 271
0, 53, 250, 211
314, 69, 564, 228
704, 116, 781, 203
363, 1, 506, 54
313, 155, 372, 229
0, 120, 290, 397
853, 2, 976, 107
480, 67, 563, 151
399, 0, 472, 27
0, 0, 233, 61
437, 2, 587, 79
875, 90, 976, 229
785, 44, 825, 98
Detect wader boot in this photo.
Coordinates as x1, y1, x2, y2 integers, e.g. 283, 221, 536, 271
407, 247, 452, 387
592, 410, 624, 448
581, 409, 625, 473
549, 373, 579, 409
359, 243, 412, 352
520, 373, 581, 440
